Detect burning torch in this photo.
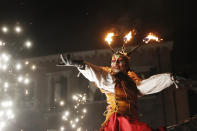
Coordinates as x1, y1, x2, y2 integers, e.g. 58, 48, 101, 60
105, 32, 115, 53
127, 32, 163, 56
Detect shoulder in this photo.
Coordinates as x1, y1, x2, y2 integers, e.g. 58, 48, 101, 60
128, 71, 138, 78
128, 71, 142, 85
101, 66, 111, 73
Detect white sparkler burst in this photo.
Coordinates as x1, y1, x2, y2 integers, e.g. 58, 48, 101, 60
2, 26, 8, 33
0, 55, 34, 130
25, 61, 29, 65
15, 26, 22, 33
0, 100, 15, 130
60, 93, 87, 131
60, 126, 65, 131
77, 127, 82, 131
0, 40, 6, 46
0, 121, 6, 130
16, 63, 22, 70
60, 100, 65, 106
25, 41, 32, 48
82, 108, 87, 113
4, 82, 9, 88
1, 101, 13, 108
24, 78, 30, 84
0, 24, 35, 130
31, 65, 36, 70
17, 76, 23, 82
25, 89, 29, 95
1, 53, 10, 62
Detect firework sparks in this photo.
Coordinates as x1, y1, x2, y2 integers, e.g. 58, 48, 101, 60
15, 26, 22, 33
0, 40, 6, 46
31, 65, 36, 70
25, 41, 32, 48
25, 61, 29, 65
1, 26, 8, 33
60, 100, 65, 106
0, 24, 35, 130
60, 93, 87, 131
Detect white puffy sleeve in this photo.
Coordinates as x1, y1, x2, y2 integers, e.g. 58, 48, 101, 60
137, 73, 175, 95
78, 62, 116, 93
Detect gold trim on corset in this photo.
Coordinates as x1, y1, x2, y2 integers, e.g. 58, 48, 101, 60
100, 70, 142, 129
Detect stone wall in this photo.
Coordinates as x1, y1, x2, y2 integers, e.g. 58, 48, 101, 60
14, 41, 190, 130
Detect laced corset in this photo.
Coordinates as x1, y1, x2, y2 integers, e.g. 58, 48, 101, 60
100, 68, 142, 127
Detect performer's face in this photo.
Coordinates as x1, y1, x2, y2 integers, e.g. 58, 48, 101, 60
111, 54, 127, 73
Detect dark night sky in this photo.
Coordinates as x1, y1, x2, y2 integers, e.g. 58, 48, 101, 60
0, 0, 194, 64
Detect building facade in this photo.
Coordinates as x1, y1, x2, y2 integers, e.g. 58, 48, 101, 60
9, 41, 192, 131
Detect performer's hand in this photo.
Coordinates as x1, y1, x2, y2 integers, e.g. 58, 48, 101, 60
60, 54, 72, 66
59, 54, 85, 69
170, 72, 188, 89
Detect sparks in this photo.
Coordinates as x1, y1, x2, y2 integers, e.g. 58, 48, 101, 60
15, 26, 22, 33
31, 65, 36, 70
17, 76, 23, 82
0, 40, 6, 46
0, 24, 34, 130
60, 126, 65, 131
25, 61, 29, 65
4, 82, 9, 88
60, 100, 65, 106
24, 78, 30, 84
16, 63, 22, 70
25, 90, 29, 95
60, 93, 87, 130
83, 108, 87, 113
2, 26, 8, 33
25, 41, 32, 48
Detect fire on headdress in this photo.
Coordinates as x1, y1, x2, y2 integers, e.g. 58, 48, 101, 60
143, 32, 163, 44
104, 30, 163, 56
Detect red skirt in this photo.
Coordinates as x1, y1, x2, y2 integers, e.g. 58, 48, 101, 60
101, 112, 165, 131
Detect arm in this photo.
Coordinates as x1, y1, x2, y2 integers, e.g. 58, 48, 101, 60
137, 73, 177, 95
78, 62, 116, 93
59, 54, 116, 93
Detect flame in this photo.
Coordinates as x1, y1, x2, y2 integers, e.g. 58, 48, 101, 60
123, 31, 132, 43
105, 32, 114, 45
143, 33, 163, 44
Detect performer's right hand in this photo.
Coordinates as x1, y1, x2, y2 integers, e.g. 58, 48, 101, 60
59, 54, 85, 69
60, 54, 72, 66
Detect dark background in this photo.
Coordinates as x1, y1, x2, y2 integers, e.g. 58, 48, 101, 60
0, 0, 195, 65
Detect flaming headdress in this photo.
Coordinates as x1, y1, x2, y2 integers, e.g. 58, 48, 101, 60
104, 30, 163, 57
105, 30, 136, 56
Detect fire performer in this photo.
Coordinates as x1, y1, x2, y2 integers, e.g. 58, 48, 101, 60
59, 31, 178, 131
